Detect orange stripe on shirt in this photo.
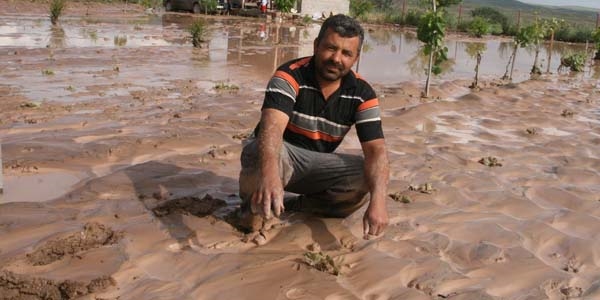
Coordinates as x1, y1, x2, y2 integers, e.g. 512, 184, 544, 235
286, 123, 344, 143
274, 70, 300, 95
289, 57, 311, 70
357, 98, 379, 112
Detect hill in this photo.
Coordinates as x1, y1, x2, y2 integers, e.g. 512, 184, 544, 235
400, 0, 598, 27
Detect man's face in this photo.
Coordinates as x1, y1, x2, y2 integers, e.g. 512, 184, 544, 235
313, 28, 360, 83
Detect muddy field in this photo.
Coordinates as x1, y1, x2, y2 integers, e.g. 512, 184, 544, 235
1, 1, 600, 299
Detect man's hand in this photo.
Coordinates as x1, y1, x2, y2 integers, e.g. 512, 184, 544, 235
251, 171, 284, 218
363, 198, 388, 239
360, 138, 390, 240
252, 108, 289, 219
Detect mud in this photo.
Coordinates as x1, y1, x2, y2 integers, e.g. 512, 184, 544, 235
0, 270, 115, 300
151, 194, 227, 217
25, 222, 121, 266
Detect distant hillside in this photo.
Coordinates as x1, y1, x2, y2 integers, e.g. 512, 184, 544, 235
398, 0, 597, 27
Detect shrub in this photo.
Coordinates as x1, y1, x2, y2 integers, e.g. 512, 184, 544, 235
560, 52, 586, 72
273, 0, 294, 13
50, 0, 66, 25
467, 17, 490, 38
189, 19, 207, 48
404, 10, 423, 27
350, 0, 373, 19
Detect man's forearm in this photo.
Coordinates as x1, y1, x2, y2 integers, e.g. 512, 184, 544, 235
364, 142, 389, 203
257, 120, 283, 177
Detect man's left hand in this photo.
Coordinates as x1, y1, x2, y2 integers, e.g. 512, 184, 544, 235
363, 199, 388, 239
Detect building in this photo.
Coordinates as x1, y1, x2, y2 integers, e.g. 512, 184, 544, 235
294, 0, 349, 18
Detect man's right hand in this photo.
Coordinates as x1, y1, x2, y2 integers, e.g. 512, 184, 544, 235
251, 171, 284, 218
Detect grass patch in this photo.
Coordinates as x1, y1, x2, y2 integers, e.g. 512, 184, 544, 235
50, 0, 66, 25
189, 19, 207, 48
114, 35, 127, 47
303, 251, 344, 276
41, 69, 55, 76
479, 156, 502, 167
214, 82, 239, 91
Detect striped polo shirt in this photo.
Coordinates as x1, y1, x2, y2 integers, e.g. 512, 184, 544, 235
257, 56, 384, 153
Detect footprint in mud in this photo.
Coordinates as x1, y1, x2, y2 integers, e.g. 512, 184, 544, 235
26, 222, 122, 266
0, 270, 115, 300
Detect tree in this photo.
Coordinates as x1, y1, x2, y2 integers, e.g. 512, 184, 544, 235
350, 0, 374, 19
274, 0, 294, 13
593, 28, 600, 60
466, 43, 486, 90
468, 17, 490, 38
471, 7, 508, 33
416, 0, 462, 97
543, 18, 564, 73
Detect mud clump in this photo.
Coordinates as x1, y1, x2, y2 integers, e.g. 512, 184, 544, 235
26, 222, 122, 266
152, 194, 226, 217
0, 270, 115, 300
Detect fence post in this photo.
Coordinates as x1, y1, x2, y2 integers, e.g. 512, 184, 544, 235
597, 12, 599, 28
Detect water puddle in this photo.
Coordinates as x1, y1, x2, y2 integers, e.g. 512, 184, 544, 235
1, 171, 82, 203
1, 13, 596, 89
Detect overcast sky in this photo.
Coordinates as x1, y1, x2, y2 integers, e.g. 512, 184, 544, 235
518, 0, 600, 9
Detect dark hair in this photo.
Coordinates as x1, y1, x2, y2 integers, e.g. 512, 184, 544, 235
316, 14, 364, 51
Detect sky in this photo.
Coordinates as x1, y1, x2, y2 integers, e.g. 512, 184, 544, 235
518, 0, 600, 9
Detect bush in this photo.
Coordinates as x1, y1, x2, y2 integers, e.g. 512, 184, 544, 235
273, 0, 294, 13
560, 52, 586, 72
189, 19, 207, 48
467, 17, 490, 38
350, 0, 373, 19
471, 7, 508, 32
404, 10, 423, 27
50, 0, 66, 25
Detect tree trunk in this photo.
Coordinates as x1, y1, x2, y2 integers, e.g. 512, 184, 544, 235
509, 44, 518, 81
531, 47, 541, 75
424, 0, 436, 98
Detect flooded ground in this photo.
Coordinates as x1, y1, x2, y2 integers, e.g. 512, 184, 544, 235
1, 3, 600, 299
1, 11, 597, 94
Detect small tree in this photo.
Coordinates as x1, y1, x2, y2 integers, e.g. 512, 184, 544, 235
466, 43, 486, 90
49, 0, 66, 25
189, 19, 207, 48
503, 24, 536, 81
593, 28, 600, 60
274, 0, 295, 13
468, 17, 490, 38
559, 52, 586, 72
350, 0, 373, 19
543, 18, 564, 73
416, 0, 462, 97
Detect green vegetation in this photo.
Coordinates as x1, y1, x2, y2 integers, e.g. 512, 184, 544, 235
350, 0, 374, 19
467, 16, 490, 37
214, 82, 239, 91
49, 0, 66, 25
593, 28, 600, 60
417, 0, 462, 97
189, 19, 207, 48
114, 35, 128, 46
559, 52, 587, 72
273, 0, 295, 13
303, 251, 344, 276
465, 42, 486, 89
41, 69, 55, 76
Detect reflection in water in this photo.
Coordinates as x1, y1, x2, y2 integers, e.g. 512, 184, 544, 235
48, 25, 65, 49
0, 15, 597, 84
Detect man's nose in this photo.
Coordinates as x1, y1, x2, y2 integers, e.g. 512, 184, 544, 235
331, 51, 342, 64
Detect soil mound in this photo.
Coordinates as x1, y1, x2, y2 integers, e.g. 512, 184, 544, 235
26, 222, 121, 266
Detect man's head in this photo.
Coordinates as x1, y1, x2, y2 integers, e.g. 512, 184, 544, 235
313, 14, 364, 83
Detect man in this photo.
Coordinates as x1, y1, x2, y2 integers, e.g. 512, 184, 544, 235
239, 14, 389, 239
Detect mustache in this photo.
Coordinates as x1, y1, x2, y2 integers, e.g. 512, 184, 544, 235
325, 60, 342, 69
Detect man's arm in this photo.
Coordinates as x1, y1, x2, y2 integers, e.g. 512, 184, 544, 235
361, 138, 389, 238
251, 108, 289, 218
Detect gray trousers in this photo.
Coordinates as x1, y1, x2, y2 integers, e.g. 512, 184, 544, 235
239, 139, 369, 218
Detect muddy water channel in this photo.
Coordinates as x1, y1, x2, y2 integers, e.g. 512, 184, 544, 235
1, 12, 598, 90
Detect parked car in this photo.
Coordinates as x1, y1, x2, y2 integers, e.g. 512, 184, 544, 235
164, 0, 228, 14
